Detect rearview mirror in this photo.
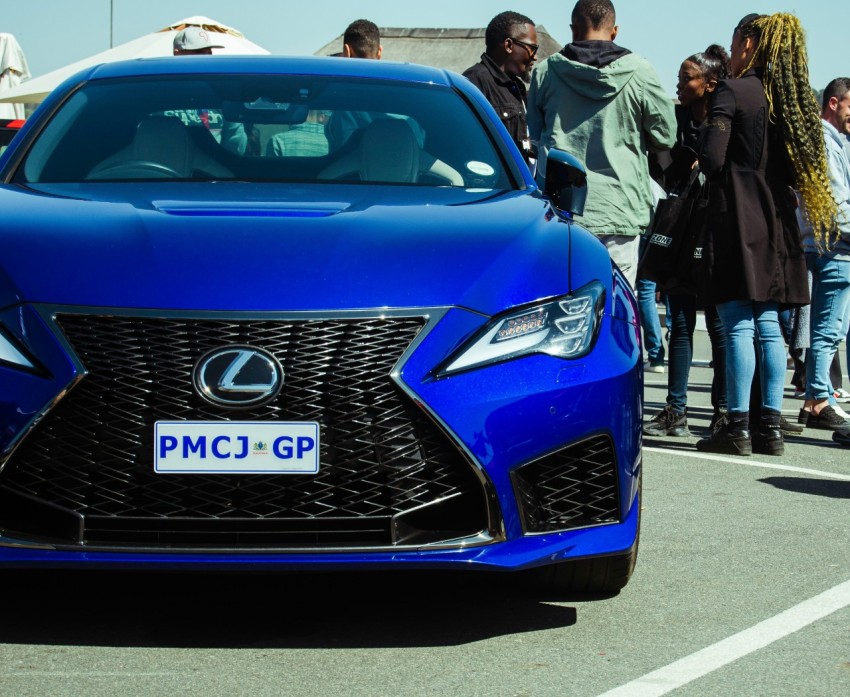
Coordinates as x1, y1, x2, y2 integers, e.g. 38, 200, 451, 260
222, 99, 310, 125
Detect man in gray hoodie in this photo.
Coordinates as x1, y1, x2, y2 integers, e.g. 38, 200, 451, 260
527, 0, 675, 287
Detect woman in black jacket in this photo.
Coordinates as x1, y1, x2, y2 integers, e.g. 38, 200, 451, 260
696, 13, 834, 456
642, 45, 730, 439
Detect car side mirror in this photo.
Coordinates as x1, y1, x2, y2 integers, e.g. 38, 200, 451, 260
544, 148, 587, 217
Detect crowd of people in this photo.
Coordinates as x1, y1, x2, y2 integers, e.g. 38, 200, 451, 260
463, 2, 849, 454
185, 5, 850, 454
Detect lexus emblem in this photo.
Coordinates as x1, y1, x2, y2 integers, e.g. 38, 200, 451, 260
193, 346, 283, 408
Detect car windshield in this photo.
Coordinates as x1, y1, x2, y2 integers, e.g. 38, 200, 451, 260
17, 73, 514, 189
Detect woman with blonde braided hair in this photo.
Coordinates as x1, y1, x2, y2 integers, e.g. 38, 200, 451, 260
696, 12, 822, 456
738, 14, 836, 240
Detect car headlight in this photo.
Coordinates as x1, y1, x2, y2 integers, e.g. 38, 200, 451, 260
0, 327, 36, 370
435, 281, 605, 377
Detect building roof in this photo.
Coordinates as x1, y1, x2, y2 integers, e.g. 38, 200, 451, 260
314, 26, 563, 76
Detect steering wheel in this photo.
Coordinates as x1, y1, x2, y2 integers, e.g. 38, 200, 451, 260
88, 160, 183, 180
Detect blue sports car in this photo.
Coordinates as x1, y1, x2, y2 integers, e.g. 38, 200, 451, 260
0, 56, 642, 592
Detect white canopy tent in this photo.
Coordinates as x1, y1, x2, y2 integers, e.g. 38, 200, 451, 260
0, 17, 269, 105
0, 33, 31, 117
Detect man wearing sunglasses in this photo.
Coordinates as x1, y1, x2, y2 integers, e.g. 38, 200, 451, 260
463, 11, 538, 167
528, 0, 675, 288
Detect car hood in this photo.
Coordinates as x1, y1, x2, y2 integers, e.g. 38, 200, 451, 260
0, 183, 576, 316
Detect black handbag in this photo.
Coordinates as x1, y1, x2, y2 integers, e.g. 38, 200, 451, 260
638, 169, 706, 291
675, 180, 711, 294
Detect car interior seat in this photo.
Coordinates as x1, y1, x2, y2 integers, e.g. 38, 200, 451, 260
317, 116, 464, 186
131, 115, 194, 177
87, 114, 235, 180
359, 118, 420, 183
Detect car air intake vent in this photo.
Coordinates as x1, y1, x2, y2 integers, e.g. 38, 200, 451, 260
0, 314, 489, 549
512, 434, 620, 533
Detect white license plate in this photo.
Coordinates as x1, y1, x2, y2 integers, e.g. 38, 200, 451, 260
154, 421, 320, 474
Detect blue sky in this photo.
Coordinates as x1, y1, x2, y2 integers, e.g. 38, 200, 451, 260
2, 0, 840, 97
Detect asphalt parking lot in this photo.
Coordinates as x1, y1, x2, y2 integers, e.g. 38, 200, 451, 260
632, 328, 850, 696
0, 326, 848, 697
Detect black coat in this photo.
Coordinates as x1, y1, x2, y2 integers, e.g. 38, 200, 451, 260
463, 54, 531, 164
667, 104, 703, 189
698, 69, 809, 306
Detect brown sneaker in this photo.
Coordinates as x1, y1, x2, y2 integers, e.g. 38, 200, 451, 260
643, 406, 690, 437
779, 416, 804, 435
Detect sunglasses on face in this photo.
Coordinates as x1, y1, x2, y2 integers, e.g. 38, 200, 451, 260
509, 37, 539, 58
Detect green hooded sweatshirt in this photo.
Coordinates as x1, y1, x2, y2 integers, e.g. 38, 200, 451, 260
528, 50, 676, 237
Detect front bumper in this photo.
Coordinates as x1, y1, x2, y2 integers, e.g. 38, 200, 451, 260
0, 490, 639, 570
0, 303, 641, 569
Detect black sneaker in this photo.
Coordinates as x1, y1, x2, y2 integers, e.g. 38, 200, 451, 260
799, 406, 850, 430
779, 416, 804, 435
643, 406, 690, 436
696, 424, 752, 455
833, 428, 850, 446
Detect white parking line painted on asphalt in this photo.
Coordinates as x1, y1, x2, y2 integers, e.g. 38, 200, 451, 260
595, 579, 850, 697
2, 672, 178, 677
644, 446, 850, 481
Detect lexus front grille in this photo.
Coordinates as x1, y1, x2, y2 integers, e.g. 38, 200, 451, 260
0, 313, 489, 549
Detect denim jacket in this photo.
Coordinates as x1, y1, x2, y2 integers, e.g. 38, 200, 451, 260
800, 119, 850, 260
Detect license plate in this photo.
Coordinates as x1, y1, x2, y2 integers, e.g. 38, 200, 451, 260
154, 421, 320, 474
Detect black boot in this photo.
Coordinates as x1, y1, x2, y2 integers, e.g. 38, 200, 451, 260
752, 410, 784, 456
696, 411, 752, 455
709, 408, 728, 434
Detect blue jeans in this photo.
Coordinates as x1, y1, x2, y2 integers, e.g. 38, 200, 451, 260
637, 236, 665, 364
637, 277, 665, 363
665, 295, 727, 413
716, 299, 786, 413
804, 254, 850, 400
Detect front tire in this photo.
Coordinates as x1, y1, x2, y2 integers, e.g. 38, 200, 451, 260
523, 545, 638, 594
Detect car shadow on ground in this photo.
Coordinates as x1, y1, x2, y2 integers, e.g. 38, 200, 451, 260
642, 439, 704, 451
0, 569, 615, 649
759, 476, 850, 499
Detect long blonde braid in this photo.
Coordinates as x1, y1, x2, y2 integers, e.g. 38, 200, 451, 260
740, 13, 836, 248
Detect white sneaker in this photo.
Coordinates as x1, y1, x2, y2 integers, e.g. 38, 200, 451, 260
833, 387, 850, 402
644, 361, 665, 374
